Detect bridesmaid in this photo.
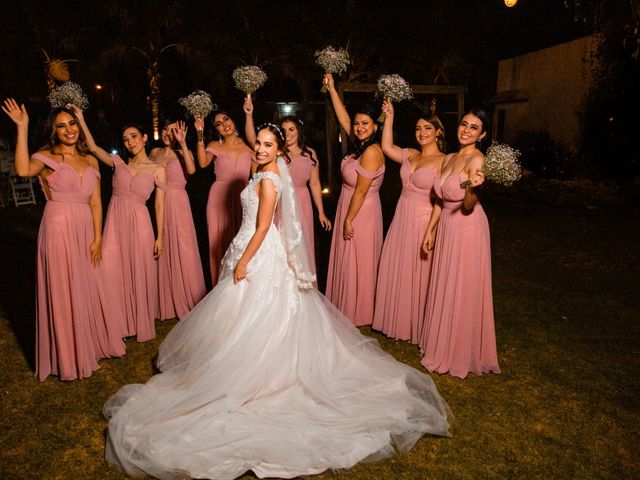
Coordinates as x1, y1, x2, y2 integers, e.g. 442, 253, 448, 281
75, 108, 166, 343
243, 96, 332, 276
2, 98, 124, 381
149, 119, 205, 320
372, 100, 446, 343
194, 110, 253, 287
419, 109, 501, 379
323, 73, 385, 326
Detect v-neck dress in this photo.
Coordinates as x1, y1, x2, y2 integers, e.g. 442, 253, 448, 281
101, 155, 162, 342
32, 152, 124, 381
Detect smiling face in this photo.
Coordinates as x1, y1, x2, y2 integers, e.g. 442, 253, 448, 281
281, 120, 299, 148
214, 113, 236, 138
415, 119, 439, 147
122, 127, 148, 156
254, 128, 282, 166
352, 113, 377, 142
53, 111, 80, 147
457, 113, 486, 148
161, 122, 177, 146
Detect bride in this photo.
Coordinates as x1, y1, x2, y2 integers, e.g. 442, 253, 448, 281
103, 123, 452, 480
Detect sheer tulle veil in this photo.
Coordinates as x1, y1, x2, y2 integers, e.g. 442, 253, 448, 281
276, 156, 316, 288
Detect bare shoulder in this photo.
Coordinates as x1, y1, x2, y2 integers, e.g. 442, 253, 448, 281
360, 143, 384, 170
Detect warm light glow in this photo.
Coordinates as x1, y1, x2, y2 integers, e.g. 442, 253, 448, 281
153, 130, 159, 141
282, 104, 293, 114
95, 84, 103, 90
338, 133, 342, 143
504, 0, 518, 6
111, 149, 118, 155
321, 187, 330, 195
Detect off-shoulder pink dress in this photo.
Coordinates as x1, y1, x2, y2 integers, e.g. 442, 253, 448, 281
326, 154, 385, 326
373, 149, 438, 343
205, 149, 252, 286
158, 158, 206, 320
33, 152, 124, 381
287, 152, 316, 275
419, 171, 501, 378
101, 156, 161, 342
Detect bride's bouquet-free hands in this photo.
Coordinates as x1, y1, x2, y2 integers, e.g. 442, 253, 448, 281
48, 81, 89, 111
315, 46, 350, 93
179, 90, 216, 141
375, 74, 413, 122
460, 142, 522, 188
232, 66, 268, 97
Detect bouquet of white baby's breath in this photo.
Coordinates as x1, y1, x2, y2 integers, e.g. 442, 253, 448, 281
48, 81, 89, 111
315, 46, 350, 92
232, 66, 267, 95
179, 90, 216, 141
179, 90, 215, 118
460, 142, 522, 188
375, 74, 413, 122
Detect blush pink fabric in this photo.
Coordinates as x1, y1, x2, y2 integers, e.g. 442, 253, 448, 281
326, 155, 384, 326
33, 152, 124, 381
157, 158, 206, 320
373, 149, 438, 343
419, 172, 501, 378
205, 148, 252, 286
101, 155, 159, 343
287, 152, 316, 276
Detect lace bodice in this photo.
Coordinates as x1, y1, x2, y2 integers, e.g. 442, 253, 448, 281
221, 171, 284, 277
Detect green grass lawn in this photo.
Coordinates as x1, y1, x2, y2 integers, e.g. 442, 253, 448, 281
0, 184, 638, 479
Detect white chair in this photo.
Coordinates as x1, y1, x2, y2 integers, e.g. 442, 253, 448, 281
0, 152, 37, 207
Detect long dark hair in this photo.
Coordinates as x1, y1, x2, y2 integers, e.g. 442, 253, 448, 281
280, 115, 316, 165
350, 104, 382, 159
464, 108, 491, 153
44, 107, 90, 155
416, 112, 447, 153
210, 109, 236, 140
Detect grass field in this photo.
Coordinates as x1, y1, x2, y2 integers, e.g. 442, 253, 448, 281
0, 178, 638, 479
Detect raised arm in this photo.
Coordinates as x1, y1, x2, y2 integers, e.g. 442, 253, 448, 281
462, 154, 485, 211
380, 99, 404, 164
153, 166, 167, 258
70, 104, 114, 167
194, 116, 215, 168
243, 95, 257, 146
233, 177, 278, 283
342, 145, 383, 240
2, 98, 45, 177
323, 73, 352, 137
172, 121, 196, 175
307, 149, 331, 231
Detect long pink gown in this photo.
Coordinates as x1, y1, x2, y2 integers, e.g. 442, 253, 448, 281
372, 149, 438, 343
287, 152, 316, 276
419, 172, 501, 378
326, 154, 385, 326
205, 148, 252, 286
101, 155, 160, 342
158, 158, 206, 320
32, 152, 125, 381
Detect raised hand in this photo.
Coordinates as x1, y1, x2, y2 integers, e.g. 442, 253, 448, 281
381, 99, 395, 119
2, 98, 28, 127
194, 116, 205, 134
65, 103, 84, 121
243, 95, 253, 115
323, 73, 335, 92
172, 121, 188, 145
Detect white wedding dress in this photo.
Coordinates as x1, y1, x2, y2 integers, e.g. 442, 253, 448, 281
103, 162, 451, 480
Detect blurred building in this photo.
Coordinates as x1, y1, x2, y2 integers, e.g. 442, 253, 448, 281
491, 35, 597, 153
